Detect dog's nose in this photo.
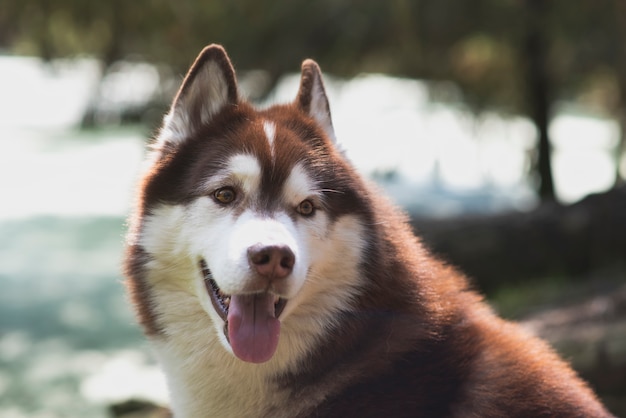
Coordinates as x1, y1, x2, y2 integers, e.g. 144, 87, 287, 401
247, 244, 295, 280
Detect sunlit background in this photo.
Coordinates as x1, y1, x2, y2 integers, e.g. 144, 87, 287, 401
1, 1, 625, 417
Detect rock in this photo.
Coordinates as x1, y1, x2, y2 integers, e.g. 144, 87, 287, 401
109, 399, 170, 418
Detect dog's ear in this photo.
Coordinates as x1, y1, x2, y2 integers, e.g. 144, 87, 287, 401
159, 44, 238, 146
296, 60, 336, 142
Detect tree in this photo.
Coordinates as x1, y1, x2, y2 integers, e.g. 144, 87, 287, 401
522, 0, 556, 201
612, 0, 626, 186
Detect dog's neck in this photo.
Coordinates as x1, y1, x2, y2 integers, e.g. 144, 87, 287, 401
147, 283, 282, 416
144, 256, 364, 417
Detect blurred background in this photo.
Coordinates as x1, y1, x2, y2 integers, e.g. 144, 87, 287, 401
0, 0, 625, 416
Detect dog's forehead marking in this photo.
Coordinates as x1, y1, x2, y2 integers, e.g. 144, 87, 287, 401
283, 162, 316, 202
263, 120, 276, 160
225, 153, 262, 192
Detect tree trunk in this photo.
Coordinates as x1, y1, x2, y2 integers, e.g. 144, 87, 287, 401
614, 0, 626, 186
524, 0, 556, 201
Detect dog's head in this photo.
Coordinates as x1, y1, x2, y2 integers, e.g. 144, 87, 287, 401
126, 45, 371, 364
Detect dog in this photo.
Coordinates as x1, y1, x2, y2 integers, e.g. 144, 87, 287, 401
124, 44, 614, 417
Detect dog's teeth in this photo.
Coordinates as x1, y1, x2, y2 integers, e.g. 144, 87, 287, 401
224, 297, 231, 308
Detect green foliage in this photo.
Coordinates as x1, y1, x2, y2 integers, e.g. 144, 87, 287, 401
0, 0, 621, 117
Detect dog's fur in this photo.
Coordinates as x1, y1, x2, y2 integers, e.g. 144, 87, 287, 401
124, 45, 614, 417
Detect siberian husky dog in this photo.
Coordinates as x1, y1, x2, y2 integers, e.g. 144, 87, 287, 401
124, 45, 613, 417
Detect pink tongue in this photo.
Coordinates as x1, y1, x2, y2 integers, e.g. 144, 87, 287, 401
227, 293, 280, 363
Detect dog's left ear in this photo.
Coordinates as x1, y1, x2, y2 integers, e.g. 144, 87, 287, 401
159, 44, 238, 146
296, 60, 336, 142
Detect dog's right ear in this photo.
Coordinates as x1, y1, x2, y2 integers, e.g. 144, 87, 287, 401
296, 59, 336, 142
158, 44, 238, 147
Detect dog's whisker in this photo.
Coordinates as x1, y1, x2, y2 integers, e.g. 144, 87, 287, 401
318, 188, 345, 194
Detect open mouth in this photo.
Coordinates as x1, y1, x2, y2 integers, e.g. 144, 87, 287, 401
199, 259, 287, 321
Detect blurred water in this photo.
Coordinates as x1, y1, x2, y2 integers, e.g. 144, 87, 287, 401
0, 217, 168, 417
0, 57, 168, 415
0, 56, 622, 417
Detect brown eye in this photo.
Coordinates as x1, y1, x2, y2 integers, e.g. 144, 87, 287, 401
214, 187, 236, 204
297, 199, 315, 217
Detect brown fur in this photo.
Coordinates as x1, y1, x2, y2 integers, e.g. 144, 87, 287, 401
124, 45, 614, 417
277, 193, 613, 417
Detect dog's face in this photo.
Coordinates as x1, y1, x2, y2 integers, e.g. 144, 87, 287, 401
127, 46, 370, 365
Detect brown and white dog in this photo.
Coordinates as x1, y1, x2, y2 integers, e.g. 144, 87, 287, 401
124, 44, 614, 417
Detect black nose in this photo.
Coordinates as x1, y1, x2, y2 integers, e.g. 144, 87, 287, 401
247, 244, 295, 280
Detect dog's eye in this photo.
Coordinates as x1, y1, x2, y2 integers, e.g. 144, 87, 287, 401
297, 199, 315, 217
214, 187, 236, 204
